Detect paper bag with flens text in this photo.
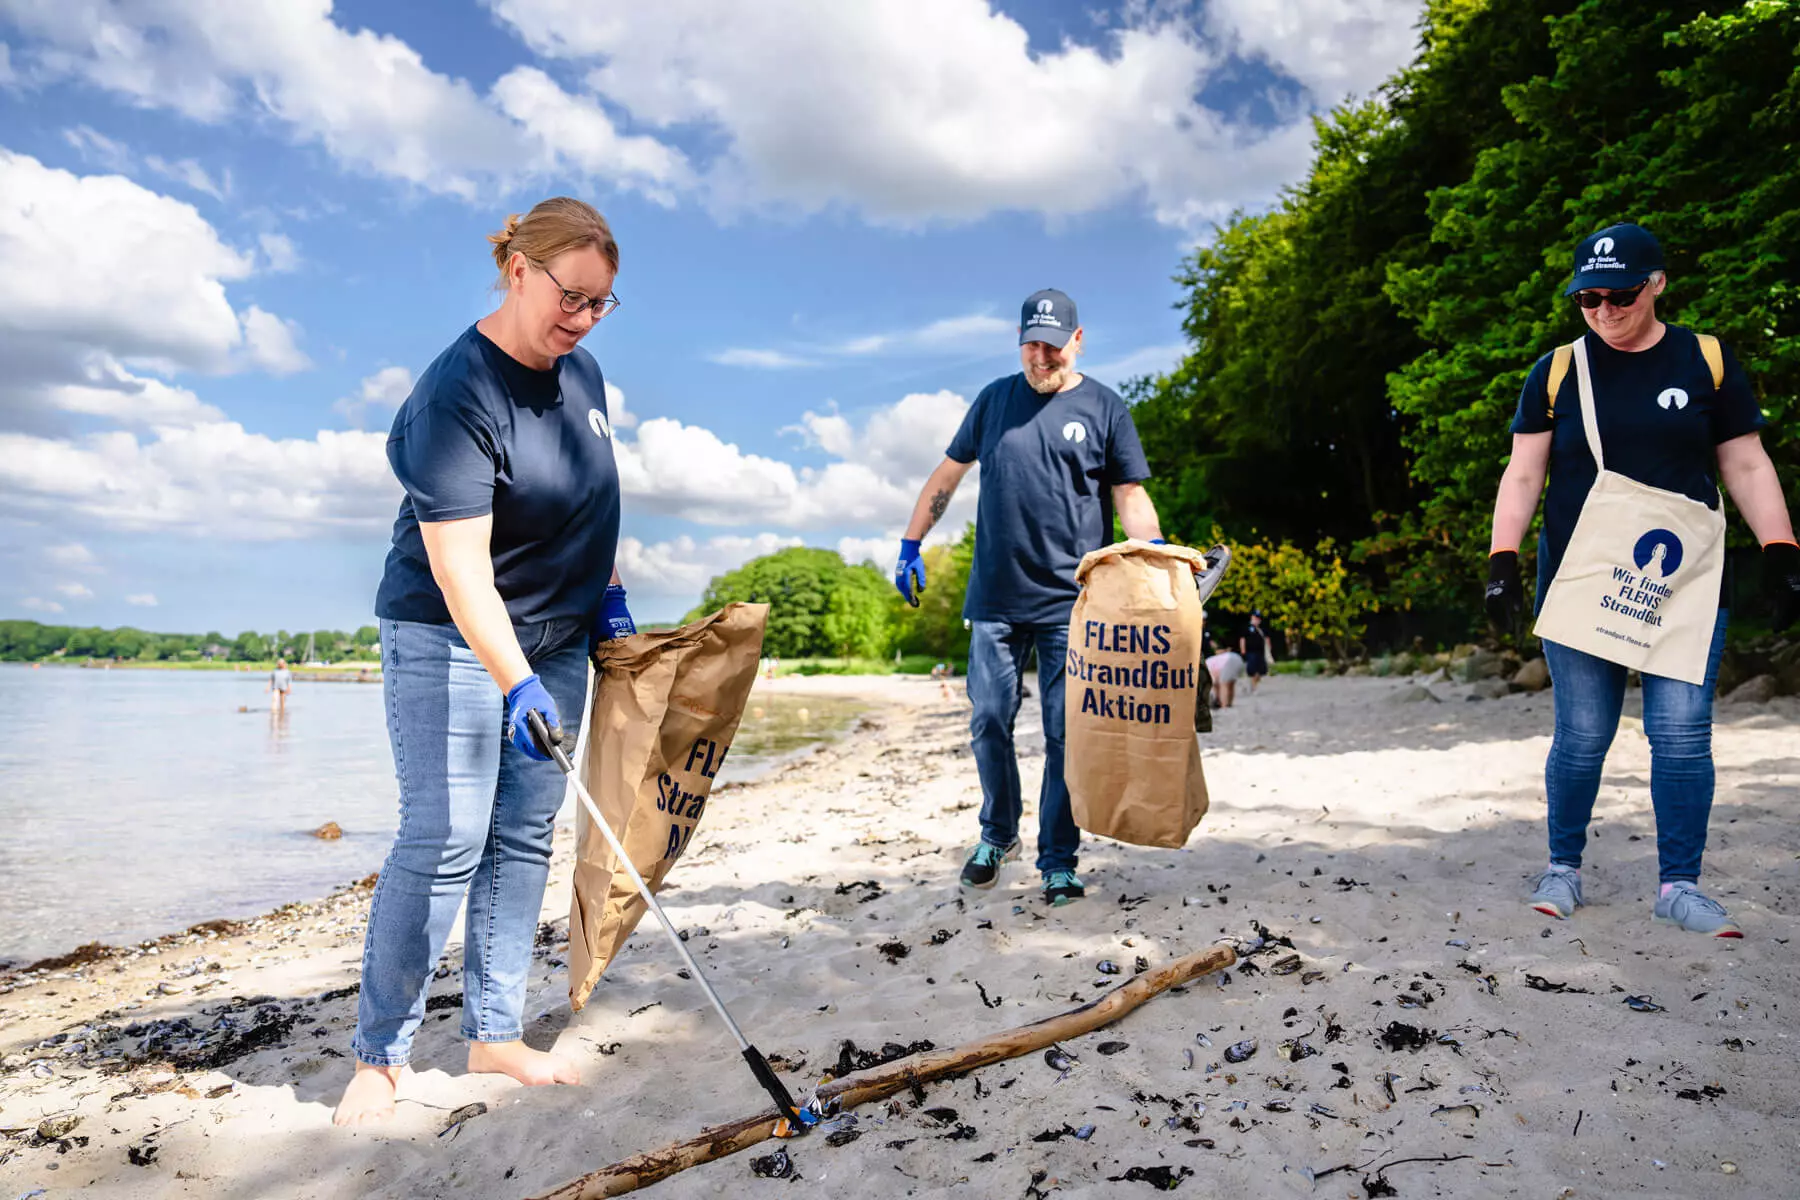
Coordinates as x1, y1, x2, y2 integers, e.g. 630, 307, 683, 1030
1066, 541, 1209, 848
567, 602, 768, 1010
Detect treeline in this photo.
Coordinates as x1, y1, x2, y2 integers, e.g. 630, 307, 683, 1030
0, 621, 381, 664
684, 536, 977, 662
1131, 0, 1797, 650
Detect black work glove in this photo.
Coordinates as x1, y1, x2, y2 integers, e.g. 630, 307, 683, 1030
1484, 550, 1524, 635
1765, 541, 1800, 633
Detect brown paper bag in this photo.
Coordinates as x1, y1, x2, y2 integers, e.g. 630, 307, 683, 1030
1065, 541, 1209, 848
567, 602, 768, 1010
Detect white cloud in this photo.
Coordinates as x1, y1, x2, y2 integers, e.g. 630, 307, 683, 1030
125, 593, 158, 606
257, 232, 299, 272
708, 348, 819, 370
19, 596, 64, 613
239, 306, 311, 374
62, 124, 133, 172
64, 124, 229, 200
9, 2, 1422, 227
145, 155, 227, 200
0, 423, 396, 538
1206, 0, 1422, 104
43, 356, 225, 428
488, 65, 692, 202
54, 581, 93, 598
0, 149, 308, 415
615, 387, 974, 531
6, 0, 686, 202
46, 542, 95, 568
333, 365, 415, 427
486, 0, 1354, 228
715, 311, 1015, 371
604, 381, 636, 430
617, 532, 805, 600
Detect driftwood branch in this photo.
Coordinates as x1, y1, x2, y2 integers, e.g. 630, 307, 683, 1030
529, 941, 1238, 1199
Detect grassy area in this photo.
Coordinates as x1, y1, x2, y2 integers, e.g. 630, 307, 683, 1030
770, 654, 965, 677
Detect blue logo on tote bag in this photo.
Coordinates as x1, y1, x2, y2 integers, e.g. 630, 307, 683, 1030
1633, 529, 1684, 577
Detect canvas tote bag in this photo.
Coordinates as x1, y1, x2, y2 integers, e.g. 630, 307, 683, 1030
1533, 339, 1724, 685
567, 602, 768, 1010
1066, 540, 1209, 848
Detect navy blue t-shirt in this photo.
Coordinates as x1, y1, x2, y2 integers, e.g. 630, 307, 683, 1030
1511, 325, 1764, 608
375, 325, 622, 627
947, 373, 1151, 624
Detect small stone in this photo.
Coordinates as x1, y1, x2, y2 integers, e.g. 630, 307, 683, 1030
311, 822, 344, 839
1720, 1162, 1738, 1174
37, 1114, 81, 1140
1722, 676, 1776, 705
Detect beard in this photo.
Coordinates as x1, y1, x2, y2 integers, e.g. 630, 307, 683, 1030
1026, 360, 1074, 394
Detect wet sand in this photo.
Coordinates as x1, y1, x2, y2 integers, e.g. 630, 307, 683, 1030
2, 671, 1796, 1199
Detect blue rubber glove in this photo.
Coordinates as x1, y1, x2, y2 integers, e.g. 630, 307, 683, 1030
1149, 538, 1168, 545
894, 538, 926, 607
595, 584, 636, 643
505, 674, 561, 761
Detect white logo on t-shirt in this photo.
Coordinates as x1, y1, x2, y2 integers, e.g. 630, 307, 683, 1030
1062, 421, 1086, 444
1657, 388, 1689, 411
588, 408, 613, 438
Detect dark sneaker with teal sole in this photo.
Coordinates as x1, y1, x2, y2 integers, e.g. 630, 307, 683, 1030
960, 839, 1020, 889
1043, 869, 1085, 907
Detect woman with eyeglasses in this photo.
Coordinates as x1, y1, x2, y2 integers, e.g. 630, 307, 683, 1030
336, 197, 635, 1125
1483, 222, 1798, 941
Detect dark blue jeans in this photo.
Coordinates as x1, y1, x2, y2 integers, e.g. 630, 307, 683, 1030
1541, 609, 1728, 884
967, 620, 1078, 873
353, 617, 590, 1066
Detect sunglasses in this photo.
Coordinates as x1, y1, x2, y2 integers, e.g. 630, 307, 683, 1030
1573, 281, 1648, 310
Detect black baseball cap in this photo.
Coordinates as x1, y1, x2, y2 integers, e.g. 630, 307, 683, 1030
1020, 288, 1077, 347
1564, 223, 1664, 295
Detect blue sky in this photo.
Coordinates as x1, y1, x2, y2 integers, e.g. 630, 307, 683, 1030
0, 0, 1424, 632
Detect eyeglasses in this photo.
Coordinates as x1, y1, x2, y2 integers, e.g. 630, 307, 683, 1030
539, 264, 621, 320
1573, 281, 1648, 310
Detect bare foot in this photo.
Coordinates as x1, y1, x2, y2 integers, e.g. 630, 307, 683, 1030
467, 1040, 581, 1086
333, 1063, 405, 1127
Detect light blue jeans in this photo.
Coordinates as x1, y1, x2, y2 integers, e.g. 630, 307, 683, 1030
967, 620, 1077, 873
352, 617, 589, 1066
1541, 609, 1728, 884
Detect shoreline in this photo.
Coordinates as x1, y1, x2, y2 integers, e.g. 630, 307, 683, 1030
2, 672, 1795, 1198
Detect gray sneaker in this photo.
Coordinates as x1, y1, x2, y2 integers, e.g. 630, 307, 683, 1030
1653, 882, 1742, 938
1528, 865, 1583, 919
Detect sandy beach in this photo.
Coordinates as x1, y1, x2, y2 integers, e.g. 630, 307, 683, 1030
3, 670, 1797, 1199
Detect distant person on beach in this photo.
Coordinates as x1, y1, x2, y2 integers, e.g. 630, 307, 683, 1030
1485, 222, 1798, 939
1206, 646, 1244, 709
893, 288, 1169, 907
335, 198, 637, 1126
1239, 612, 1272, 693
267, 659, 292, 714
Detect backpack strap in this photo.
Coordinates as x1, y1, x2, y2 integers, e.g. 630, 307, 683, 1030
1545, 342, 1574, 416
1696, 332, 1724, 390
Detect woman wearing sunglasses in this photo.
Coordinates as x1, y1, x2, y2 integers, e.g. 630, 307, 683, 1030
336, 197, 636, 1125
1483, 222, 1798, 940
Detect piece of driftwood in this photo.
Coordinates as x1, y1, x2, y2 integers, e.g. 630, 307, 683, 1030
529, 941, 1238, 1199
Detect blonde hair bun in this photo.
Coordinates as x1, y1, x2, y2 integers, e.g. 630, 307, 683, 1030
487, 199, 617, 284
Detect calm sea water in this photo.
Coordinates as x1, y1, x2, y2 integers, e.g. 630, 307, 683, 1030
0, 663, 860, 966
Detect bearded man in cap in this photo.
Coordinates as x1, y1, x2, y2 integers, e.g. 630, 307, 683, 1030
893, 289, 1170, 906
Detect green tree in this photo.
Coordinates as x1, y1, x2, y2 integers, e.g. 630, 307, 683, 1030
688, 546, 892, 658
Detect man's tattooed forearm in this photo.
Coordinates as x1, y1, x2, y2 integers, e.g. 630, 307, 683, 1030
926, 489, 950, 529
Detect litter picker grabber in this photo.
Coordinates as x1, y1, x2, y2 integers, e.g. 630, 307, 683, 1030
526, 711, 813, 1134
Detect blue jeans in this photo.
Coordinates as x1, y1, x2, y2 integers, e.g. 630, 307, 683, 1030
1541, 609, 1728, 885
967, 620, 1078, 873
352, 617, 590, 1066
